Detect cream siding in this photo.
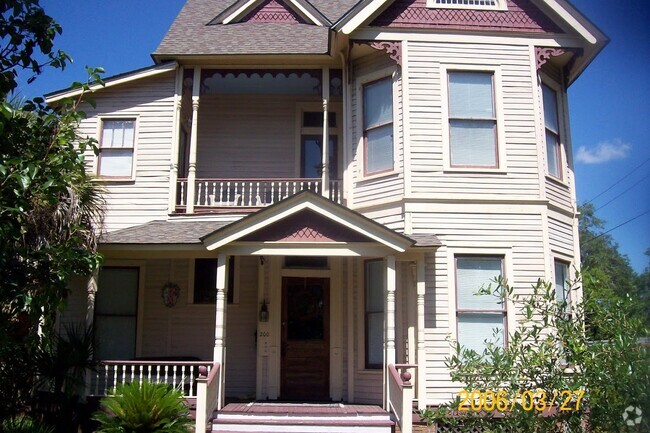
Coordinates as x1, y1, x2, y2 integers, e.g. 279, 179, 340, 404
406, 42, 541, 199
77, 72, 176, 232
548, 213, 576, 257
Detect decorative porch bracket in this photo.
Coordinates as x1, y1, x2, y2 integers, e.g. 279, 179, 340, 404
368, 41, 402, 66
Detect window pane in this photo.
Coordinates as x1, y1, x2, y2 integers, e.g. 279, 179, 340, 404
542, 84, 559, 134
96, 268, 139, 315
366, 260, 384, 313
99, 149, 133, 177
122, 121, 134, 147
102, 124, 115, 148
194, 259, 217, 304
366, 124, 393, 173
555, 261, 569, 303
450, 120, 496, 167
94, 316, 137, 360
457, 256, 502, 310
367, 312, 383, 366
546, 131, 561, 177
458, 312, 504, 353
364, 79, 392, 129
449, 72, 494, 118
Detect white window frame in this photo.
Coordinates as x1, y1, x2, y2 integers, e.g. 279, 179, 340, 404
447, 247, 514, 355
363, 258, 385, 370
357, 67, 398, 180
187, 256, 240, 306
97, 116, 138, 180
441, 64, 506, 172
553, 258, 573, 314
426, 0, 507, 11
540, 77, 566, 181
294, 102, 342, 179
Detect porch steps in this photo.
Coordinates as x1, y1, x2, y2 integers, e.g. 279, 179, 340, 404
211, 402, 394, 433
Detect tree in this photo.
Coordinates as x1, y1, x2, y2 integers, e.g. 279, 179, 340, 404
420, 277, 649, 432
0, 0, 105, 419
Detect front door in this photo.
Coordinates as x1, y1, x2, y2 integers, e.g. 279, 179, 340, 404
281, 277, 330, 400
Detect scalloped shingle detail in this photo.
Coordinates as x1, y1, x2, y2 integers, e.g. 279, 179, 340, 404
241, 0, 308, 24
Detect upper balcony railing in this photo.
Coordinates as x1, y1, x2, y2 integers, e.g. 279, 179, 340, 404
176, 178, 342, 211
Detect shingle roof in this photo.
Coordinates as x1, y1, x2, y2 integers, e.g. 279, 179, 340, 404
100, 218, 441, 248
100, 220, 231, 245
153, 0, 358, 58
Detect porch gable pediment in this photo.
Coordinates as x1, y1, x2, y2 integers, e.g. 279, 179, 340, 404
201, 191, 414, 252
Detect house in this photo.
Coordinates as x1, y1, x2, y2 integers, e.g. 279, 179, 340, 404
48, 0, 606, 431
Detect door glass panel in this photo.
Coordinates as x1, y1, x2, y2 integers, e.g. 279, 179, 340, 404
287, 281, 324, 340
301, 136, 337, 178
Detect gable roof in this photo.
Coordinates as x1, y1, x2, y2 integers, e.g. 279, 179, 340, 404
210, 0, 330, 26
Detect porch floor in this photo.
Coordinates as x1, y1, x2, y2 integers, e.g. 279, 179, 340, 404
219, 402, 388, 416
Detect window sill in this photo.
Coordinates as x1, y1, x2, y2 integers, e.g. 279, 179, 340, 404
359, 169, 399, 182
443, 166, 507, 175
545, 174, 569, 189
96, 176, 136, 184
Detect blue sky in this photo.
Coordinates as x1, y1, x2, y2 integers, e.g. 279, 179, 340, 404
16, 0, 650, 273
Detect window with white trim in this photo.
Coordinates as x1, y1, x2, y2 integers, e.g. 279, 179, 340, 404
99, 119, 135, 177
427, 0, 507, 10
455, 256, 506, 353
554, 260, 571, 313
365, 259, 384, 369
448, 71, 498, 168
542, 83, 562, 179
363, 78, 394, 175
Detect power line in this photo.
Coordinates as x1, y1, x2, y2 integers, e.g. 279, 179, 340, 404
582, 209, 650, 245
584, 156, 650, 204
595, 172, 650, 211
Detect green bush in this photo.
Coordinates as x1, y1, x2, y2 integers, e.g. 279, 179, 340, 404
93, 381, 193, 433
0, 416, 54, 433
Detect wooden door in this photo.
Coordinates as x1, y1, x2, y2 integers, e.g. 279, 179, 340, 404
281, 277, 330, 401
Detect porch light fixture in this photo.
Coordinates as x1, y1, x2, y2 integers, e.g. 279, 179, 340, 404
259, 299, 269, 322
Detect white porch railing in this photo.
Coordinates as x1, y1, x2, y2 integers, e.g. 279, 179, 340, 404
176, 178, 342, 209
89, 361, 212, 398
388, 364, 417, 433
195, 363, 221, 433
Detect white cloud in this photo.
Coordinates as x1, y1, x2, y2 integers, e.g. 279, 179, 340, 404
576, 139, 632, 164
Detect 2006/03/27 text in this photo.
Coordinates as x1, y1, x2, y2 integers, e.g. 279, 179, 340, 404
458, 389, 585, 412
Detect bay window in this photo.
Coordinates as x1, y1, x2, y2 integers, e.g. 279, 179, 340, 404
542, 83, 562, 178
363, 78, 394, 175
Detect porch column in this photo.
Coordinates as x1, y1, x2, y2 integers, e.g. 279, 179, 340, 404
186, 67, 201, 214
321, 67, 330, 198
84, 270, 99, 398
168, 66, 183, 213
416, 256, 426, 410
213, 252, 227, 408
384, 255, 396, 409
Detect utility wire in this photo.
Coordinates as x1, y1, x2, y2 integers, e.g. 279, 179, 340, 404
584, 156, 650, 204
595, 172, 650, 211
582, 209, 650, 245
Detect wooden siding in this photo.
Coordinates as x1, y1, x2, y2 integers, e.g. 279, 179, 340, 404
77, 72, 176, 232
406, 42, 541, 199
350, 51, 405, 210
548, 213, 575, 257
196, 94, 321, 179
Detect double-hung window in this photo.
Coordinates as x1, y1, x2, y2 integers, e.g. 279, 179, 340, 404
554, 260, 571, 313
542, 84, 562, 178
365, 259, 384, 369
99, 119, 135, 178
455, 256, 506, 353
448, 71, 498, 168
363, 78, 394, 175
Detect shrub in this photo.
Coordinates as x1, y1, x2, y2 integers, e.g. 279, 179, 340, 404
93, 381, 193, 433
0, 416, 54, 433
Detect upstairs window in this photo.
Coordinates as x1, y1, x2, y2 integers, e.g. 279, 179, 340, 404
99, 119, 135, 178
448, 71, 498, 168
542, 84, 562, 179
427, 0, 507, 10
455, 256, 506, 353
363, 78, 394, 175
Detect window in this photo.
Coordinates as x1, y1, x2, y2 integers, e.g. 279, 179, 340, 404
427, 0, 506, 10
542, 84, 562, 178
99, 119, 135, 177
455, 256, 506, 353
193, 257, 235, 304
448, 71, 498, 168
94, 267, 138, 360
363, 78, 394, 175
365, 259, 384, 369
554, 260, 570, 312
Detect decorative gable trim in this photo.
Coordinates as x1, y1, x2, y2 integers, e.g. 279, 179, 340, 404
426, 0, 507, 11
211, 0, 330, 26
240, 0, 308, 24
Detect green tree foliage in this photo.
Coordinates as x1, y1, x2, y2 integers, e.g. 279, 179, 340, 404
0, 0, 105, 419
421, 277, 649, 432
93, 381, 193, 433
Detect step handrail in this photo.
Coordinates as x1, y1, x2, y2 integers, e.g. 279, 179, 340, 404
195, 362, 221, 433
